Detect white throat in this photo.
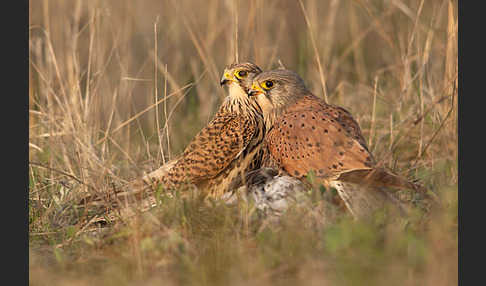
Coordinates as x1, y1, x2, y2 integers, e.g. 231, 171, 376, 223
228, 82, 248, 101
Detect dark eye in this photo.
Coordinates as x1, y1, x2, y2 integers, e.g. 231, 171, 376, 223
263, 80, 274, 89
236, 70, 248, 78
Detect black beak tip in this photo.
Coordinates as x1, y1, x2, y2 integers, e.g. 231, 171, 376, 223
220, 79, 229, 86
248, 90, 257, 97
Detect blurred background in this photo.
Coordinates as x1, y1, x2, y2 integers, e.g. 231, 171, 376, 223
29, 0, 457, 169
29, 0, 457, 285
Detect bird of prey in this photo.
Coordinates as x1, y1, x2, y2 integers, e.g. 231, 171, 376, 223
79, 63, 267, 223
153, 62, 266, 198
247, 69, 426, 218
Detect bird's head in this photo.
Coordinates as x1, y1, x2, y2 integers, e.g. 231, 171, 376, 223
247, 69, 310, 121
220, 62, 262, 95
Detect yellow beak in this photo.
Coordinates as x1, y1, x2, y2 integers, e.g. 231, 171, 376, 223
248, 82, 264, 96
220, 72, 234, 86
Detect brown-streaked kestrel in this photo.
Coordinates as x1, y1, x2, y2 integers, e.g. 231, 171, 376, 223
82, 63, 267, 222
154, 62, 266, 198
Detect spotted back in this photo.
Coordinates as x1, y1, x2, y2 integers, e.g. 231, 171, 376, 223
300, 95, 370, 152
265, 97, 374, 180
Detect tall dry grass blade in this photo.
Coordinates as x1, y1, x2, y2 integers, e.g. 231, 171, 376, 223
64, 1, 82, 114
96, 83, 195, 145
415, 84, 456, 163
160, 70, 209, 137
164, 64, 170, 162
153, 16, 165, 164
151, 55, 183, 99
298, 0, 328, 103
84, 10, 96, 121
422, 0, 447, 71
234, 0, 239, 63
406, 0, 425, 59
418, 74, 425, 159
392, 0, 418, 22
349, 4, 368, 83
169, 0, 221, 97
266, 21, 287, 69
107, 136, 138, 167
43, 29, 68, 103
444, 0, 457, 98
321, 0, 339, 66
42, 0, 50, 34
29, 143, 43, 152
29, 62, 35, 132
389, 113, 394, 153
330, 7, 395, 79
400, 0, 425, 103
101, 89, 120, 157
369, 76, 378, 149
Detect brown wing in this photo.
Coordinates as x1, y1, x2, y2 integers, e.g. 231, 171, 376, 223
265, 108, 374, 180
329, 105, 370, 152
164, 109, 256, 186
301, 95, 371, 156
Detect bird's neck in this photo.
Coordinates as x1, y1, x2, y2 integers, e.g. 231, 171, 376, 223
221, 84, 266, 152
223, 83, 262, 118
264, 112, 280, 132
262, 93, 308, 132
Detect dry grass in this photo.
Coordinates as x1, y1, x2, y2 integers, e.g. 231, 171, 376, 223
29, 0, 457, 285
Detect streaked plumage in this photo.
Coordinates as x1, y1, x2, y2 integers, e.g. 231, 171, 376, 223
156, 62, 266, 198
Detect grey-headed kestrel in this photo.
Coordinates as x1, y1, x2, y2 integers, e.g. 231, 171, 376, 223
247, 69, 429, 218
155, 62, 266, 198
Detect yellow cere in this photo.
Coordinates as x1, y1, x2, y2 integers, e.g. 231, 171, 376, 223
224, 72, 233, 81
251, 83, 264, 94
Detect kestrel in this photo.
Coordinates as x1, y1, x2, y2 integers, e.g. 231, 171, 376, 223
83, 63, 266, 223
153, 62, 266, 198
247, 69, 424, 218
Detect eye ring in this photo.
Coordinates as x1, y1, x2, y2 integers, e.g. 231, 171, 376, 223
262, 80, 274, 90
235, 70, 248, 79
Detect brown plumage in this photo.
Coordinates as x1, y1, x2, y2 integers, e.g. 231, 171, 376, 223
79, 63, 266, 223
155, 62, 266, 198
248, 69, 425, 217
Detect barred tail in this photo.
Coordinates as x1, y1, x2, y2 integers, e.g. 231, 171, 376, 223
329, 180, 409, 219
336, 168, 440, 205
337, 168, 421, 191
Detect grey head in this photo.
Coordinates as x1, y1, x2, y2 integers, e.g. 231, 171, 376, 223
247, 69, 311, 123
